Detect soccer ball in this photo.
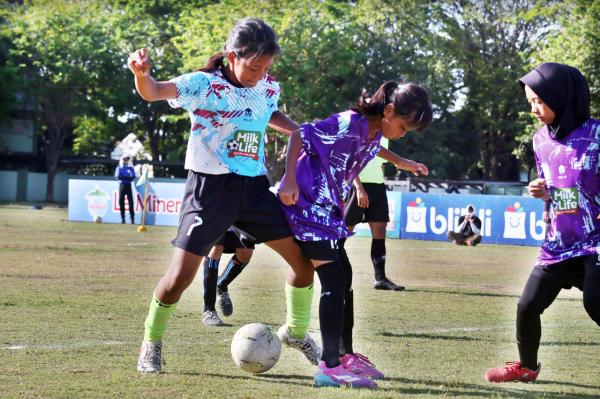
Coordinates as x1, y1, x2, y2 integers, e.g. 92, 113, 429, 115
226, 139, 240, 152
93, 216, 102, 223
231, 323, 281, 374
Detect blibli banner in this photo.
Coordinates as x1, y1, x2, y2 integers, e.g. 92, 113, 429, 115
401, 192, 546, 246
68, 178, 184, 226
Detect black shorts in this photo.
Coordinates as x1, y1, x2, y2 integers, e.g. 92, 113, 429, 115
217, 229, 256, 253
172, 171, 291, 256
344, 183, 390, 226
297, 239, 340, 261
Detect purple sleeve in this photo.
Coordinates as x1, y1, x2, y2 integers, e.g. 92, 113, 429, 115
299, 115, 341, 156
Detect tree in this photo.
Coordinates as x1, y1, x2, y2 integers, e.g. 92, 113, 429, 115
4, 1, 119, 201
432, 0, 552, 180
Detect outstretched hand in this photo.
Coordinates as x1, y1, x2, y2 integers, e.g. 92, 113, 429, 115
127, 48, 151, 77
410, 162, 429, 176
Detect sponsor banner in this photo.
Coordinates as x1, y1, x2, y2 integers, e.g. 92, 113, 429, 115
401, 192, 546, 246
68, 179, 184, 226
353, 191, 402, 239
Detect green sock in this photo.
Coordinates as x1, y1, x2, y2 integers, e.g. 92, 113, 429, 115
143, 293, 177, 342
285, 283, 313, 339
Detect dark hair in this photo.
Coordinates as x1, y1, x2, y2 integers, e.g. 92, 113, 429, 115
353, 81, 433, 132
199, 17, 280, 73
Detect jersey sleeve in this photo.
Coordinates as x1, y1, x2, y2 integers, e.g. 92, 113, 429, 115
265, 76, 280, 113
167, 72, 210, 111
299, 114, 345, 156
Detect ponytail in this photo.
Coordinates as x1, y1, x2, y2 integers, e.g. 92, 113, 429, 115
198, 52, 226, 73
353, 80, 433, 132
353, 81, 399, 116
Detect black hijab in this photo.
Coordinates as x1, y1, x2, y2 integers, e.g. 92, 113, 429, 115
519, 62, 590, 139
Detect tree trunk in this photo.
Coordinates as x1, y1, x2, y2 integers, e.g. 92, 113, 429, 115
43, 123, 69, 202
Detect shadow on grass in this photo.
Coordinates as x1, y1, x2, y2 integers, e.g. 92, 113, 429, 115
177, 371, 600, 397
540, 341, 600, 347
377, 331, 487, 342
406, 288, 582, 302
381, 376, 600, 398
178, 371, 313, 388
377, 332, 599, 350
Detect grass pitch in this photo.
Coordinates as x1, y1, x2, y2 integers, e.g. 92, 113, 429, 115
1, 205, 599, 398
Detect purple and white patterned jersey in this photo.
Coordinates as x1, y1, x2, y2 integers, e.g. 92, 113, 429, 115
534, 118, 600, 265
281, 110, 381, 241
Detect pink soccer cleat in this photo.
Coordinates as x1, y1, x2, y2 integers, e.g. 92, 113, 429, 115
340, 352, 384, 379
485, 361, 541, 383
314, 361, 377, 389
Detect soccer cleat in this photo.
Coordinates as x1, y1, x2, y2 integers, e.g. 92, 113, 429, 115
373, 278, 405, 291
202, 310, 224, 326
314, 361, 378, 389
277, 324, 321, 365
340, 352, 384, 379
137, 340, 164, 374
485, 361, 541, 383
217, 288, 233, 317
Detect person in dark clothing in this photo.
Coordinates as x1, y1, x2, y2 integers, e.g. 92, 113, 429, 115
447, 204, 482, 246
114, 155, 136, 224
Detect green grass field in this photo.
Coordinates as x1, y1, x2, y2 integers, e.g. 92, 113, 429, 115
1, 205, 599, 398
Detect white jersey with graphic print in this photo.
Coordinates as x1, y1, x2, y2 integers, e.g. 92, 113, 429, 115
168, 69, 280, 177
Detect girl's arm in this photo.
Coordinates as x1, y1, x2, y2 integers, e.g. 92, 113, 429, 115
278, 129, 302, 205
377, 146, 429, 176
352, 177, 369, 208
127, 48, 177, 101
268, 111, 300, 136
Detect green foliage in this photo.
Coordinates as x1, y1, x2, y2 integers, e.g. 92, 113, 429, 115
531, 0, 600, 116
1, 0, 596, 182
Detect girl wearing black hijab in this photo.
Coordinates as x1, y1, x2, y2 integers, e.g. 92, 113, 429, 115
486, 63, 600, 383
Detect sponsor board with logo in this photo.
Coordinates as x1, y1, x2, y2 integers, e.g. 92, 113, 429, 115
400, 192, 546, 246
70, 179, 547, 246
68, 178, 184, 226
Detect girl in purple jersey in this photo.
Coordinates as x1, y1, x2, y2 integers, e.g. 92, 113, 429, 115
279, 81, 432, 388
486, 63, 600, 383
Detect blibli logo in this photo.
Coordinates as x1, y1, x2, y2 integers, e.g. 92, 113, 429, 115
406, 197, 427, 233
503, 202, 526, 239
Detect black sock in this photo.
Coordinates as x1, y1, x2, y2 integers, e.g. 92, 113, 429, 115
338, 243, 354, 355
371, 239, 386, 281
217, 255, 247, 292
203, 257, 220, 312
316, 261, 346, 368
341, 289, 354, 355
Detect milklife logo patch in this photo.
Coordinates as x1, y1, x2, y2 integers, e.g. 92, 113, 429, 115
227, 130, 262, 160
552, 187, 579, 215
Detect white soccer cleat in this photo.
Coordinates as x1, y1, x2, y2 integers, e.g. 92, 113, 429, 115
277, 324, 321, 365
202, 310, 224, 326
137, 340, 163, 374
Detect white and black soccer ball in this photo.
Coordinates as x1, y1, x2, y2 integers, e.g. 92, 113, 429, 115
226, 139, 240, 152
231, 323, 281, 374
93, 216, 102, 224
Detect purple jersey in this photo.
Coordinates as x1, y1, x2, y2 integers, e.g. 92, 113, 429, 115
534, 118, 600, 265
281, 110, 382, 241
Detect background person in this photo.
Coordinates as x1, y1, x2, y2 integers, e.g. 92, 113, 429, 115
447, 204, 482, 246
114, 155, 136, 224
343, 137, 404, 291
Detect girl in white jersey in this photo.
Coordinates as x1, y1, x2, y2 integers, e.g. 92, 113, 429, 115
129, 17, 319, 374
